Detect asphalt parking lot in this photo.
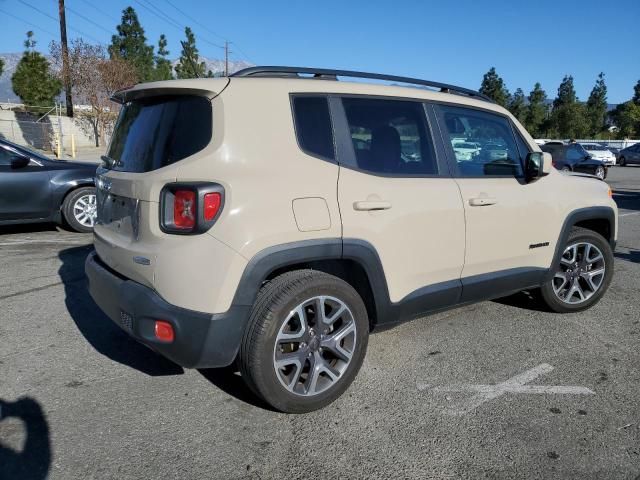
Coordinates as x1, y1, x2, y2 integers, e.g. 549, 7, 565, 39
1, 168, 639, 480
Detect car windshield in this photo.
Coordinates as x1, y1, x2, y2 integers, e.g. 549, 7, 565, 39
0, 140, 49, 162
454, 143, 477, 149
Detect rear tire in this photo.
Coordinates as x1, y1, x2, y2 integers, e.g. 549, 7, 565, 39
239, 270, 369, 413
62, 186, 97, 233
619, 156, 626, 167
561, 166, 572, 172
540, 227, 614, 313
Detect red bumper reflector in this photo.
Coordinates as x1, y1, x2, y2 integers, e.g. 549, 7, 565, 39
203, 192, 222, 221
154, 320, 175, 342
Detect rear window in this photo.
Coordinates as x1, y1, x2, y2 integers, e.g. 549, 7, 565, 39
291, 96, 335, 160
106, 95, 212, 172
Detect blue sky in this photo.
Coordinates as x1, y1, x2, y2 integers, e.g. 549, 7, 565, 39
0, 0, 638, 103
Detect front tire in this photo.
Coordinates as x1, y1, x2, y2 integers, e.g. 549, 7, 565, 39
540, 227, 614, 313
239, 270, 369, 413
62, 186, 97, 233
594, 165, 606, 179
619, 156, 626, 167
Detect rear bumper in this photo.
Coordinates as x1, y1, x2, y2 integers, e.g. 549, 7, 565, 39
85, 251, 249, 368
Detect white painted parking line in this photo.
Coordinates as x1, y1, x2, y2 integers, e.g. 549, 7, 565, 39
0, 239, 90, 246
417, 363, 594, 416
619, 211, 640, 218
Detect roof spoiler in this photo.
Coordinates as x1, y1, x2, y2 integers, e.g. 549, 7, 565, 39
110, 83, 227, 104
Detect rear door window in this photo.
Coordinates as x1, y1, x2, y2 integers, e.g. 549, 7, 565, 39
341, 97, 437, 175
107, 95, 212, 172
566, 145, 585, 161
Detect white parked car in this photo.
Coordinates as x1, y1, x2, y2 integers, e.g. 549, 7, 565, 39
581, 143, 616, 166
452, 141, 480, 160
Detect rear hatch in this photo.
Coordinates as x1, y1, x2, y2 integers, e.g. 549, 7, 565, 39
94, 83, 225, 287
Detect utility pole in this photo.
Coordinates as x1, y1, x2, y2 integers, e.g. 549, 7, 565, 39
224, 40, 232, 77
58, 0, 73, 117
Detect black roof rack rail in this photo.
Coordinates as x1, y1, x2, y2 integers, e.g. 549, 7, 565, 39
232, 66, 493, 103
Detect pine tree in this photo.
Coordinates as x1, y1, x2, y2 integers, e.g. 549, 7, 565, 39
550, 75, 587, 138
175, 27, 206, 79
109, 6, 154, 81
525, 83, 548, 137
553, 75, 577, 108
479, 67, 510, 107
153, 34, 173, 81
611, 101, 640, 138
11, 32, 62, 109
585, 72, 607, 136
633, 79, 640, 106
508, 88, 527, 125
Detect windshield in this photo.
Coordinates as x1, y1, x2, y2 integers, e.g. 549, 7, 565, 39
0, 139, 49, 162
106, 95, 212, 172
454, 143, 477, 149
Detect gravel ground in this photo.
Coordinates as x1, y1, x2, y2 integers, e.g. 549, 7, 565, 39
1, 167, 639, 480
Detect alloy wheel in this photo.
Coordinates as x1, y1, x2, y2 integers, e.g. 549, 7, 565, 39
552, 241, 606, 304
273, 295, 357, 396
73, 194, 97, 228
595, 166, 605, 179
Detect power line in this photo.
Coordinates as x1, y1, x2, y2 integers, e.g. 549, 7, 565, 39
162, 0, 255, 64
65, 5, 113, 35
74, 0, 120, 24
163, 0, 226, 42
132, 0, 225, 52
17, 0, 105, 45
0, 8, 59, 40
133, 0, 184, 33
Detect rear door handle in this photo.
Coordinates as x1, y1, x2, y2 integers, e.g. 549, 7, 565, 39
353, 201, 392, 211
469, 197, 497, 207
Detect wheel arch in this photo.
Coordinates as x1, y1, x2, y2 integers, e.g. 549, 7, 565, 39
53, 182, 96, 223
232, 239, 390, 329
546, 206, 616, 280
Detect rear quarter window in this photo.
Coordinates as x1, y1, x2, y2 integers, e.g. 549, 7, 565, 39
291, 96, 335, 160
107, 95, 212, 172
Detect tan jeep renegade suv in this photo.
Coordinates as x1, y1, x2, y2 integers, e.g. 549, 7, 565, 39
86, 67, 617, 413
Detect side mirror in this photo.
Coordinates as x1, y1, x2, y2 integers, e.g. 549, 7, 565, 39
525, 152, 552, 182
10, 155, 30, 169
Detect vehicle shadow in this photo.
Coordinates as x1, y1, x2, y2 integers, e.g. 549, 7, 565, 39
198, 367, 276, 412
0, 223, 60, 235
492, 289, 551, 312
58, 245, 184, 376
614, 249, 640, 264
612, 189, 640, 212
0, 397, 51, 480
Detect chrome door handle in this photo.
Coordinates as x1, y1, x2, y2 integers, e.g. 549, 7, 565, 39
353, 201, 392, 211
469, 197, 497, 206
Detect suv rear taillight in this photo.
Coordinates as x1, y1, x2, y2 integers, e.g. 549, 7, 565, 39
160, 182, 224, 234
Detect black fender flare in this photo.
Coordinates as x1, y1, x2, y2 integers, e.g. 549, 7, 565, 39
545, 206, 616, 281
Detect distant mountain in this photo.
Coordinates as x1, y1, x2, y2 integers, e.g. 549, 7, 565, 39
0, 53, 22, 103
0, 52, 252, 103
